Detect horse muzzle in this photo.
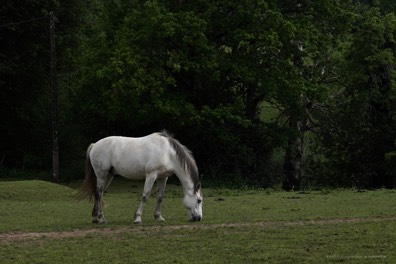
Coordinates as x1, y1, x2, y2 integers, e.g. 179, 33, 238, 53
189, 215, 202, 222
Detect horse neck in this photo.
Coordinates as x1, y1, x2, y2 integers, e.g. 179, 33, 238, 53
175, 170, 195, 196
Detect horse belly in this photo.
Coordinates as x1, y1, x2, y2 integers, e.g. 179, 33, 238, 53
114, 156, 172, 180
113, 160, 147, 180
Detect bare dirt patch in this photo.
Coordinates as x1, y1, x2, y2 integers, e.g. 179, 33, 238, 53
1, 216, 395, 244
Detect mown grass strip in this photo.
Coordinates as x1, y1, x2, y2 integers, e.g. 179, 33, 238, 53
1, 216, 396, 244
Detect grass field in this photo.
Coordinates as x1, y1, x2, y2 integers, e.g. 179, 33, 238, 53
0, 179, 395, 263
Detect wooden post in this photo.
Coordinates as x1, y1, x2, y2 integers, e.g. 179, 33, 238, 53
50, 11, 59, 181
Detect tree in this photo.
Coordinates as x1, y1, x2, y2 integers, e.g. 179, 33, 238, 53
0, 0, 54, 169
0, 0, 89, 174
309, 7, 396, 188
265, 0, 356, 190
71, 0, 371, 188
70, 0, 289, 183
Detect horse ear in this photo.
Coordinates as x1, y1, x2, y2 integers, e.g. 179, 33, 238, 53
196, 182, 201, 192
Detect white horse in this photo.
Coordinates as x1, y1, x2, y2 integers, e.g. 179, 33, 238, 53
78, 131, 203, 224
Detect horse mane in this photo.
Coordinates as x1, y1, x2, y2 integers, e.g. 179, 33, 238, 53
158, 131, 200, 192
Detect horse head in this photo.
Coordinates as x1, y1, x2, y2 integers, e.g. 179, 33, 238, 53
183, 182, 203, 222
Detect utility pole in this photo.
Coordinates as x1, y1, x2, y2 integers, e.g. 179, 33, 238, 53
50, 11, 59, 181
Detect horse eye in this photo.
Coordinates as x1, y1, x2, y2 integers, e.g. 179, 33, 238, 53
197, 199, 202, 204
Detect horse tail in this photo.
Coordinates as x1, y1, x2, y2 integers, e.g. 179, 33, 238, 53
76, 143, 96, 201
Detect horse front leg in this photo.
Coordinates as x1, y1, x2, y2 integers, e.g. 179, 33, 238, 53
154, 177, 168, 221
134, 174, 156, 224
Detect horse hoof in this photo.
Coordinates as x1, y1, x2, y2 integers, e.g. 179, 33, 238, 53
155, 215, 165, 221
93, 216, 106, 224
93, 219, 107, 224
134, 215, 142, 224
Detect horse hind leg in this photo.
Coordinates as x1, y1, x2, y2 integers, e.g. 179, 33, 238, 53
104, 171, 115, 193
92, 171, 108, 224
92, 190, 105, 224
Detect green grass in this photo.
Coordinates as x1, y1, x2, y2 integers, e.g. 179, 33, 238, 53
0, 179, 395, 263
2, 221, 395, 263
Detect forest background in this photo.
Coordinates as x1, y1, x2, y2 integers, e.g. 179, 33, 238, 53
1, 0, 396, 190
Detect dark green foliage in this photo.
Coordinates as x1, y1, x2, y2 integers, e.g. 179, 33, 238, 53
308, 7, 396, 188
2, 0, 396, 188
70, 0, 280, 183
1, 0, 54, 168
0, 0, 88, 171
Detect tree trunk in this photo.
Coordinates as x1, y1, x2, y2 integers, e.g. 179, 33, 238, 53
283, 118, 303, 191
